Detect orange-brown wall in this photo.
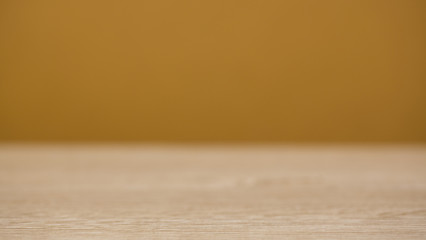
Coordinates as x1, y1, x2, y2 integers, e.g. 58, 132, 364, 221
1, 0, 425, 142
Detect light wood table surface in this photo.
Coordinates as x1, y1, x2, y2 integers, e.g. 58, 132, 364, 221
1, 145, 425, 239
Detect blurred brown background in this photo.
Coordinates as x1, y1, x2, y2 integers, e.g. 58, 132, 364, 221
0, 0, 425, 142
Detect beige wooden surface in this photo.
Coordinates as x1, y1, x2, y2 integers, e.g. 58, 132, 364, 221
0, 145, 426, 239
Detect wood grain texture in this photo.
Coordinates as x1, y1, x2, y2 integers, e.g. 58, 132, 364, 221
0, 145, 426, 239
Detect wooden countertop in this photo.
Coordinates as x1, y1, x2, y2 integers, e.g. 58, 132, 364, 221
1, 145, 425, 239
